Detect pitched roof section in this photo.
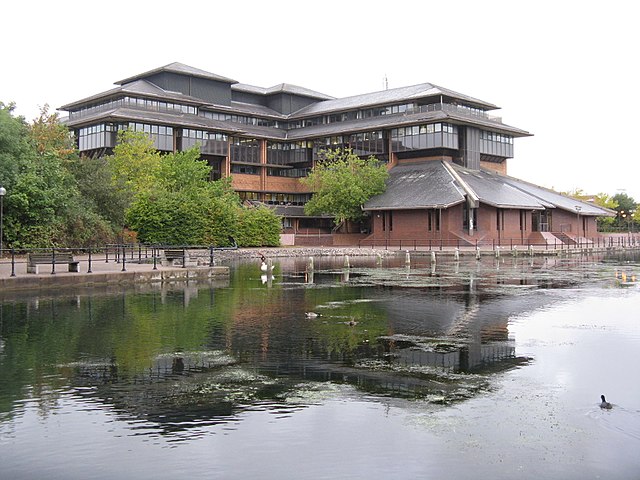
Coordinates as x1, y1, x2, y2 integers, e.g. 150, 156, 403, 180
292, 83, 498, 118
233, 83, 334, 100
286, 109, 530, 140
365, 161, 615, 217
492, 172, 615, 216
364, 161, 466, 210
115, 62, 238, 85
60, 79, 206, 110
452, 167, 548, 209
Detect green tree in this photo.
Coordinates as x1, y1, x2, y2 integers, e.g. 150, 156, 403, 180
612, 192, 637, 229
302, 148, 388, 226
109, 130, 163, 194
67, 155, 130, 231
113, 131, 244, 246
29, 104, 75, 158
0, 103, 118, 247
591, 193, 619, 231
235, 205, 282, 247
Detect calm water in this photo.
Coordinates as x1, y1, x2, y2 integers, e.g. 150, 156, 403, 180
1, 252, 640, 479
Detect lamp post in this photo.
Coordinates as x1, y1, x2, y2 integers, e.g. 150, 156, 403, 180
575, 205, 582, 242
0, 186, 5, 256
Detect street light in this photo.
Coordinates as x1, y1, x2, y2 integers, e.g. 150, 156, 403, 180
575, 205, 582, 240
0, 186, 5, 256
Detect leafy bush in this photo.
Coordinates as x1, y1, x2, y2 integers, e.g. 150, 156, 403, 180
235, 205, 281, 247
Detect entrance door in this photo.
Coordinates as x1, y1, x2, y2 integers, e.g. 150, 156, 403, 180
532, 210, 551, 232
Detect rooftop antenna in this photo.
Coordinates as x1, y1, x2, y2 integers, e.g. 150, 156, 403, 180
384, 74, 389, 90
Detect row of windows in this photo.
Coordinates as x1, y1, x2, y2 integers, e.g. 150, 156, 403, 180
267, 141, 313, 150
287, 103, 419, 129
127, 123, 174, 136
480, 130, 514, 144
78, 123, 117, 135
78, 123, 117, 151
200, 110, 278, 127
238, 192, 310, 205
125, 122, 174, 151
267, 167, 310, 177
264, 193, 310, 204
69, 96, 197, 120
78, 122, 176, 151
70, 96, 494, 138
390, 123, 458, 152
231, 164, 260, 174
76, 121, 510, 161
230, 137, 260, 164
180, 129, 228, 141
391, 123, 456, 137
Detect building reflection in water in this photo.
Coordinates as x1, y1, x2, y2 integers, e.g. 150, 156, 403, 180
5, 253, 633, 438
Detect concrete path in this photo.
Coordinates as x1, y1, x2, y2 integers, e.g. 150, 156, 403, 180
0, 252, 228, 292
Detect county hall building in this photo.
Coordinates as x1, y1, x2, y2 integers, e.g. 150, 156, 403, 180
61, 62, 612, 247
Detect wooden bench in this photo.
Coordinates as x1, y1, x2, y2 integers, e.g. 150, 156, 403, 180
27, 252, 79, 274
162, 249, 197, 267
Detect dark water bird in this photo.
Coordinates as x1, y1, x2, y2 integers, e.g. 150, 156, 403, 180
600, 394, 613, 409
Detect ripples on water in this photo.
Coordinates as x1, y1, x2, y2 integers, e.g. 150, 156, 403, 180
1, 252, 640, 479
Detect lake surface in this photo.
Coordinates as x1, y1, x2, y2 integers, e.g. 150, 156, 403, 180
1, 252, 640, 479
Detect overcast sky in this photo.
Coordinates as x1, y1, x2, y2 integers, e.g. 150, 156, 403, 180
2, 0, 638, 201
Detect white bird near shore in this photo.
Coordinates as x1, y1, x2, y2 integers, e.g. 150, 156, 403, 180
305, 312, 320, 318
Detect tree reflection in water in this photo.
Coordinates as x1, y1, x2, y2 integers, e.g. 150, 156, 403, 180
0, 251, 637, 439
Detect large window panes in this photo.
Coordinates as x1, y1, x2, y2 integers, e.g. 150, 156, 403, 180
125, 123, 174, 151
390, 123, 458, 152
69, 96, 197, 120
267, 141, 312, 178
179, 129, 228, 155
347, 130, 386, 158
77, 123, 117, 151
480, 130, 513, 158
230, 137, 260, 164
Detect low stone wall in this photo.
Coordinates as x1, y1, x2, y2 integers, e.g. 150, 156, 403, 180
211, 246, 396, 263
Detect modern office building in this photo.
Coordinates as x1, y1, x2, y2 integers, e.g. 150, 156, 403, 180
61, 62, 612, 247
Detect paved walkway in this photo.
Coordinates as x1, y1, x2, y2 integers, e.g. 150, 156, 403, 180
0, 252, 181, 278
0, 252, 228, 293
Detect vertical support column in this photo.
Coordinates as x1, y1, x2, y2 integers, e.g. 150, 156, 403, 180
462, 126, 481, 170
260, 139, 268, 195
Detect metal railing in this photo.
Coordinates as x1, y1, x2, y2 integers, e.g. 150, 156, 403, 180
358, 235, 640, 251
0, 243, 236, 278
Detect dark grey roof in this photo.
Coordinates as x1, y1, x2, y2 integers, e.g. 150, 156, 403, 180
115, 62, 238, 85
60, 79, 207, 110
364, 161, 465, 210
227, 101, 286, 119
364, 161, 615, 216
452, 167, 547, 209
292, 83, 498, 118
64, 107, 288, 140
287, 110, 449, 140
233, 83, 334, 100
286, 109, 530, 140
490, 172, 615, 216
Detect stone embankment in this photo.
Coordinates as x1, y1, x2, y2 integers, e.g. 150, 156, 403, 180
211, 247, 395, 263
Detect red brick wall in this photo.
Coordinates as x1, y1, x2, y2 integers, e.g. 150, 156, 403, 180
265, 176, 311, 193
480, 160, 507, 175
231, 174, 262, 191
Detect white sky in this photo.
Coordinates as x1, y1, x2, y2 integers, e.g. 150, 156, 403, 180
2, 0, 638, 201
